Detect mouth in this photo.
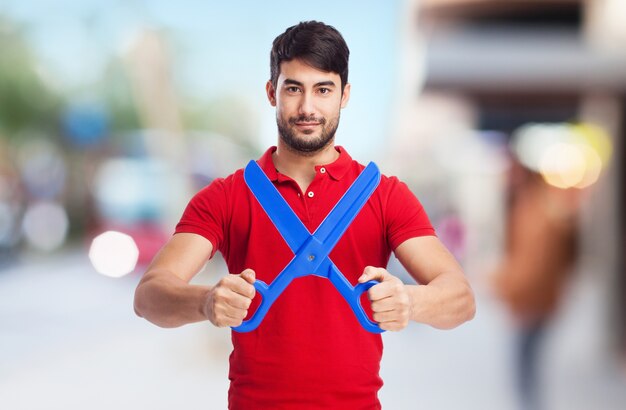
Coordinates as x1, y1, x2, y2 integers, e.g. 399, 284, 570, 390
294, 122, 321, 132
288, 116, 326, 134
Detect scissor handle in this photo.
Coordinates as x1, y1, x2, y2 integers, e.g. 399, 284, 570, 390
352, 280, 384, 333
231, 279, 272, 333
233, 276, 383, 334
328, 264, 385, 334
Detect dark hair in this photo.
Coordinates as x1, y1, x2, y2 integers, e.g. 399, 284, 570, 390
270, 21, 349, 91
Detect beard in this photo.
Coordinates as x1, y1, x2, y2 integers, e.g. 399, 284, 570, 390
277, 113, 340, 155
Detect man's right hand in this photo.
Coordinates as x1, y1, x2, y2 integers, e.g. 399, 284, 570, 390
204, 269, 256, 327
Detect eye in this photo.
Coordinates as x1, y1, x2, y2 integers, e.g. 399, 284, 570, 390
318, 88, 331, 95
286, 86, 301, 93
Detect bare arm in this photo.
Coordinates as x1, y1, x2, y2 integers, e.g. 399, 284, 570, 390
358, 236, 475, 331
397, 236, 475, 329
134, 233, 255, 328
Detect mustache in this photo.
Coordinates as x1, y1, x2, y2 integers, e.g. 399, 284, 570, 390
288, 115, 326, 125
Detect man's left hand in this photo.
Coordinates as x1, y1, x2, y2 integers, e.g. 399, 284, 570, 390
358, 266, 411, 331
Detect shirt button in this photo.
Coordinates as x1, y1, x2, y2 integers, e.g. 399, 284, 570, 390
307, 191, 314, 198
320, 167, 326, 174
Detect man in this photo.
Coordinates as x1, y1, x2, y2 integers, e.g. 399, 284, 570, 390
492, 158, 580, 410
134, 21, 475, 409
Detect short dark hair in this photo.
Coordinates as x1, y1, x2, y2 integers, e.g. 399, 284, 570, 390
270, 21, 349, 91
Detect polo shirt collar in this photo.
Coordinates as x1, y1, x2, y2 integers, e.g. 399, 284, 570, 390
257, 145, 353, 182
257, 147, 280, 181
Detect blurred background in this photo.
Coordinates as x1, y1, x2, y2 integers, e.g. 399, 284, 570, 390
0, 0, 625, 409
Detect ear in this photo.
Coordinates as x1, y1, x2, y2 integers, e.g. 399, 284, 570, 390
340, 83, 351, 109
266, 80, 277, 107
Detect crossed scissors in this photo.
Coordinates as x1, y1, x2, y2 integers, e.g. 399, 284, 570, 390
231, 160, 384, 334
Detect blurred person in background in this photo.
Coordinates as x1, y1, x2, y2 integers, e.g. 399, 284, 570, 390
492, 157, 581, 410
134, 20, 475, 409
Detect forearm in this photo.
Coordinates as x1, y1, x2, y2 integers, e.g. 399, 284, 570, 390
407, 272, 475, 330
134, 269, 212, 328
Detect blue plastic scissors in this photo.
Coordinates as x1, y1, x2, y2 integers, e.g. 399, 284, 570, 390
231, 160, 384, 334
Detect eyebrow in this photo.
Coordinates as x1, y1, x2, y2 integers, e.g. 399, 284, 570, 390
283, 79, 337, 88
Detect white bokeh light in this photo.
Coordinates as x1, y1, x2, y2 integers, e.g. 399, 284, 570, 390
574, 143, 603, 189
22, 201, 69, 251
539, 143, 586, 189
89, 231, 139, 278
513, 122, 612, 190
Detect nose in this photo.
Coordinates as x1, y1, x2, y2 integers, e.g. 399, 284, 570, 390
298, 92, 315, 117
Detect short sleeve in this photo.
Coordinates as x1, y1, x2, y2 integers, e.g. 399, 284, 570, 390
175, 178, 229, 258
384, 177, 436, 250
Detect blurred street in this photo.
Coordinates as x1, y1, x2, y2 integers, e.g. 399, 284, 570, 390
1, 249, 625, 410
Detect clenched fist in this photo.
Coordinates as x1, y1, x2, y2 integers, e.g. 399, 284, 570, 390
358, 266, 411, 331
204, 269, 256, 327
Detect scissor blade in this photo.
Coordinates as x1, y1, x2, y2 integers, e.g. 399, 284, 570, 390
312, 162, 380, 250
244, 160, 310, 253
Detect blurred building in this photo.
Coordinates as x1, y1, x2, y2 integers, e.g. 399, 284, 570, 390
386, 0, 625, 366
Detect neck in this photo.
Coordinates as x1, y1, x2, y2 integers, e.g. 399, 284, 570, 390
273, 141, 339, 192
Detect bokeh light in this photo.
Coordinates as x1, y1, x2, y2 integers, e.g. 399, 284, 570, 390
88, 230, 139, 278
538, 142, 586, 189
16, 137, 67, 199
92, 156, 188, 226
572, 143, 603, 189
573, 123, 613, 165
512, 122, 612, 190
21, 201, 69, 251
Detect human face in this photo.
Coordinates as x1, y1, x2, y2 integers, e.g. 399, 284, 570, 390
266, 59, 350, 155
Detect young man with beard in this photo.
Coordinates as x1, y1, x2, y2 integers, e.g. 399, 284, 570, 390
134, 21, 475, 409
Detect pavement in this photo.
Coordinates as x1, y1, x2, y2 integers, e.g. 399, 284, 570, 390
1, 249, 625, 410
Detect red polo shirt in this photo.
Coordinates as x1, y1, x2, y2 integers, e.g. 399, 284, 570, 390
176, 146, 435, 409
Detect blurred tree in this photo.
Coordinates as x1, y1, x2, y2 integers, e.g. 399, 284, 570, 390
182, 95, 259, 152
0, 16, 63, 137
100, 60, 142, 133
